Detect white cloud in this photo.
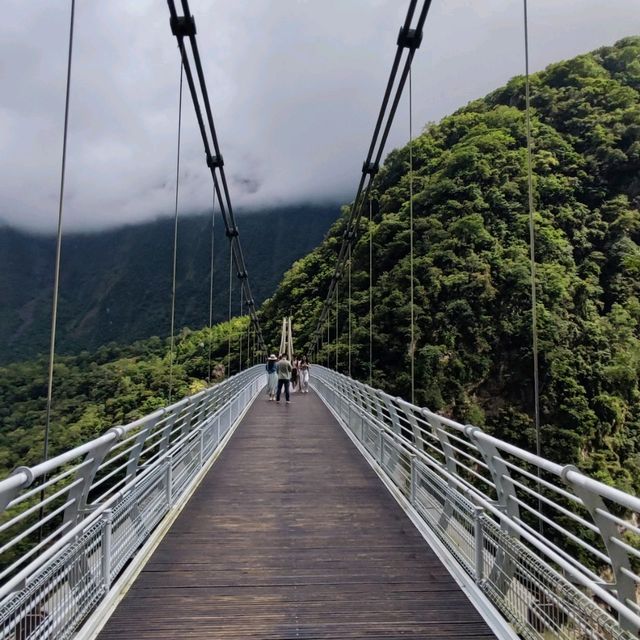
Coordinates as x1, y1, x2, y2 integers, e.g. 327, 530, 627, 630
0, 0, 638, 231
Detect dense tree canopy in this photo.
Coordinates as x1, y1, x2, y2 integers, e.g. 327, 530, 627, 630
1, 38, 638, 500
0, 317, 251, 476
260, 37, 640, 493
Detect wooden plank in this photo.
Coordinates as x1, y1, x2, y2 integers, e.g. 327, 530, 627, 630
98, 389, 496, 639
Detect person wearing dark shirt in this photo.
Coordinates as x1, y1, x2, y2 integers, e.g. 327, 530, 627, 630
276, 355, 292, 403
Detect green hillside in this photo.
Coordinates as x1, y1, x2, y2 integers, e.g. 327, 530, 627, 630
0, 204, 338, 364
1, 38, 639, 496
0, 317, 251, 475
260, 37, 640, 492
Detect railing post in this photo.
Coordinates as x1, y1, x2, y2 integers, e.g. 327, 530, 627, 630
165, 456, 173, 508
465, 426, 518, 592
410, 455, 417, 506
474, 507, 484, 584
378, 429, 384, 464
63, 428, 122, 527
465, 426, 519, 520
561, 465, 638, 630
199, 431, 204, 468
101, 508, 113, 593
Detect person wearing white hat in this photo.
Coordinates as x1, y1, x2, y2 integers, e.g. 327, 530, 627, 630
266, 354, 278, 401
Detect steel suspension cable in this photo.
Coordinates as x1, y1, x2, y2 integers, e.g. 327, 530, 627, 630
238, 287, 243, 372
227, 244, 233, 376
247, 322, 251, 368
207, 186, 216, 384
348, 244, 352, 377
523, 0, 544, 535
369, 198, 373, 386
167, 0, 266, 353
335, 281, 339, 371
409, 66, 416, 405
307, 0, 433, 354
523, 0, 541, 460
168, 63, 183, 404
43, 0, 76, 464
326, 318, 330, 368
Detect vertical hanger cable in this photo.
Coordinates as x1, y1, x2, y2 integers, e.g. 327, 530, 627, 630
335, 281, 339, 371
348, 245, 352, 376
409, 66, 415, 405
227, 244, 233, 376
43, 0, 76, 464
168, 62, 184, 404
326, 317, 330, 368
369, 198, 373, 386
524, 0, 541, 459
207, 185, 216, 383
238, 287, 243, 372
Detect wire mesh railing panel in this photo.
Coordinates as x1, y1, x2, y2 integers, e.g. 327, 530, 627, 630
412, 459, 477, 576
481, 519, 636, 640
0, 366, 266, 639
311, 366, 640, 639
0, 519, 104, 640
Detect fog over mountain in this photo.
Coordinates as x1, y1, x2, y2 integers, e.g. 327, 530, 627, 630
1, 0, 639, 231
0, 204, 339, 363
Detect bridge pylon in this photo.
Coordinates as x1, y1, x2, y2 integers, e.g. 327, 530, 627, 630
278, 317, 294, 360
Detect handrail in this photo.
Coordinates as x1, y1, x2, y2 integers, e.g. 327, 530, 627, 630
0, 366, 266, 640
311, 366, 640, 639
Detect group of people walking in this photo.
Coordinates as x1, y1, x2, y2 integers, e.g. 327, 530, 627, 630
266, 354, 310, 402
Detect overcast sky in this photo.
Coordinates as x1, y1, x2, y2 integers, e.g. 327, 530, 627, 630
1, 0, 639, 232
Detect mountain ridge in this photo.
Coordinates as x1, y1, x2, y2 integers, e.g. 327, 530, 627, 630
0, 204, 339, 364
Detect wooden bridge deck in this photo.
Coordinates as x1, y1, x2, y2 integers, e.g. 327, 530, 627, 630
98, 389, 496, 639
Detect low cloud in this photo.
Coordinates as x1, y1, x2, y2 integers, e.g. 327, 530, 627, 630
1, 0, 638, 231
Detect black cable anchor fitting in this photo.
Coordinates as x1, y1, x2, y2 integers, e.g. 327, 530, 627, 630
344, 229, 357, 242
167, 0, 266, 353
362, 161, 379, 176
397, 25, 422, 50
305, 0, 434, 354
206, 154, 224, 168
170, 14, 196, 38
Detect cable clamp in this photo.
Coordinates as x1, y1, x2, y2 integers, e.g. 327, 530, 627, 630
206, 154, 224, 168
397, 25, 422, 50
170, 15, 197, 38
225, 229, 239, 238
237, 271, 248, 280
362, 161, 379, 176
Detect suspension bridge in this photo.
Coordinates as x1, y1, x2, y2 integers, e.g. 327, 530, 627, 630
1, 1, 639, 639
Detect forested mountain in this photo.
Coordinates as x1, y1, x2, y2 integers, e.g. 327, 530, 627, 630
1, 38, 639, 496
0, 204, 338, 364
0, 318, 251, 474
260, 37, 640, 492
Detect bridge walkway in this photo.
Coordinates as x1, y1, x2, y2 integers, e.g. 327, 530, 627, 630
98, 389, 496, 639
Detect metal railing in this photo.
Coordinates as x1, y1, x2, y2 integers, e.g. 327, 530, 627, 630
312, 366, 640, 640
0, 366, 265, 640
